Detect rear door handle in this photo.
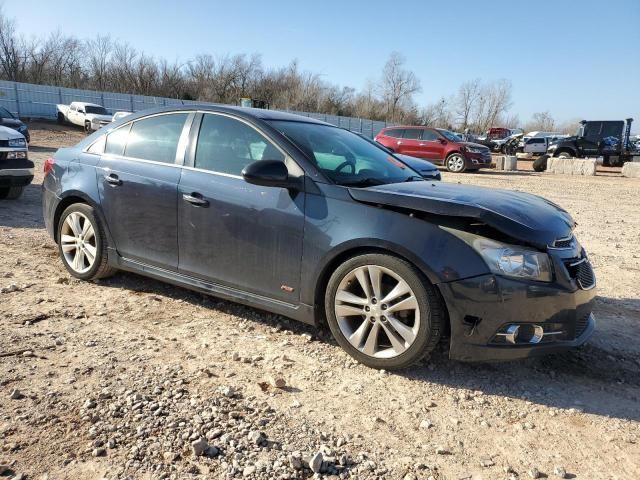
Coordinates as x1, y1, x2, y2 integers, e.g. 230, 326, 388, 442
104, 173, 122, 186
182, 192, 209, 207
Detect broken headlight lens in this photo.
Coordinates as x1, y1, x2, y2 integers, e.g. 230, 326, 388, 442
444, 229, 553, 282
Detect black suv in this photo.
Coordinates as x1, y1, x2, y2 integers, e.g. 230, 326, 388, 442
0, 106, 30, 143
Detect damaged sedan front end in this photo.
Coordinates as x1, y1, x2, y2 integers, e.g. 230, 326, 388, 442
347, 181, 596, 361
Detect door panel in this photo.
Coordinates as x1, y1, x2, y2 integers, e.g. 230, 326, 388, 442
420, 129, 446, 161
178, 170, 304, 302
177, 112, 305, 302
97, 156, 181, 269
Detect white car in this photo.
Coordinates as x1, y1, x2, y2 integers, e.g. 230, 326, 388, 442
0, 126, 31, 200
56, 102, 113, 133
90, 111, 133, 132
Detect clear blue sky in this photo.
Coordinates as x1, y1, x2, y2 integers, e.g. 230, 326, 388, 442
6, 0, 640, 125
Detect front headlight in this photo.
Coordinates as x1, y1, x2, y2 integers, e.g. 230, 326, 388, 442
8, 138, 26, 147
444, 229, 553, 282
466, 147, 485, 153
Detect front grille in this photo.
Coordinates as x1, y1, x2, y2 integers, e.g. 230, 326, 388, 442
576, 261, 596, 289
575, 314, 590, 338
563, 257, 596, 290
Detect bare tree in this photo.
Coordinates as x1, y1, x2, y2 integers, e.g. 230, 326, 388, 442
421, 97, 453, 129
85, 35, 112, 90
454, 79, 480, 130
0, 9, 27, 81
524, 111, 556, 132
379, 52, 421, 122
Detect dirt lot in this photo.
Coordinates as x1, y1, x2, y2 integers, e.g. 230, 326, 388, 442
1, 122, 639, 480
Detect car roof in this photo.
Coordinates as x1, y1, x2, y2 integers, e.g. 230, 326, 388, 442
120, 104, 332, 126
72, 102, 103, 107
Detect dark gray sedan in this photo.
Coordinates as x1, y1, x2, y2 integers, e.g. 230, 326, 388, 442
42, 106, 595, 369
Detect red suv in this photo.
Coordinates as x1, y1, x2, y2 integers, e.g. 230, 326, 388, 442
375, 126, 492, 173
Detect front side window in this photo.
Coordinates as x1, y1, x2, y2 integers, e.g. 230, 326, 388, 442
269, 120, 421, 187
421, 129, 440, 141
195, 114, 284, 175
124, 113, 188, 163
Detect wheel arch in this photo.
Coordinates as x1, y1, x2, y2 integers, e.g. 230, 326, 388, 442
553, 148, 576, 158
312, 242, 449, 328
53, 191, 111, 245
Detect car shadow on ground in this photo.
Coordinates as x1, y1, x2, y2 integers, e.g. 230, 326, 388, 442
28, 145, 58, 154
0, 183, 44, 229
95, 270, 640, 423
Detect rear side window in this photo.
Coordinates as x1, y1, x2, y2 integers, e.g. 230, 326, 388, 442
124, 113, 188, 163
195, 114, 284, 176
105, 124, 131, 156
383, 128, 403, 138
421, 129, 439, 141
402, 129, 421, 139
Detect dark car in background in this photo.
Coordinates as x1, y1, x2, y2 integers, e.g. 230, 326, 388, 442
42, 106, 595, 369
0, 106, 30, 143
375, 126, 491, 173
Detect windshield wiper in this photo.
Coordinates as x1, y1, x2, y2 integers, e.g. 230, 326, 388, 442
341, 178, 386, 187
403, 175, 426, 182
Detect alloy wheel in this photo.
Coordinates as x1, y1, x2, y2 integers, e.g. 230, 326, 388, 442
447, 154, 465, 172
334, 265, 421, 359
60, 212, 97, 274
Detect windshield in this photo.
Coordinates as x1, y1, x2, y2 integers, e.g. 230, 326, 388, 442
268, 121, 422, 186
437, 129, 462, 142
0, 106, 14, 118
85, 106, 108, 115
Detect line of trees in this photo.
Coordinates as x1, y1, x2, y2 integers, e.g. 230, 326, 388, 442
0, 8, 576, 133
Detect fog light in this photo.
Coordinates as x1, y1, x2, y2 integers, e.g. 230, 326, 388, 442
496, 324, 545, 344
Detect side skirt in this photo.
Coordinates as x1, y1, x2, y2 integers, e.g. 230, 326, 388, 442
108, 248, 316, 326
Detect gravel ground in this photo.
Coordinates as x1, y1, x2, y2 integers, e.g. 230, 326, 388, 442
1, 122, 639, 480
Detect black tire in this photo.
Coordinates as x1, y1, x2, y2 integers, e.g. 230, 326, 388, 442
533, 154, 549, 172
556, 150, 573, 159
0, 186, 24, 200
324, 253, 445, 370
445, 153, 466, 173
57, 112, 65, 124
84, 121, 92, 134
57, 203, 117, 280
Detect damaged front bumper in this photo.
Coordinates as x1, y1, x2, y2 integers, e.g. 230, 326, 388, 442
438, 274, 596, 362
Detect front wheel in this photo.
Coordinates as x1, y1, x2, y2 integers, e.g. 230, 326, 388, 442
445, 153, 466, 173
57, 203, 117, 280
325, 253, 445, 370
0, 186, 24, 200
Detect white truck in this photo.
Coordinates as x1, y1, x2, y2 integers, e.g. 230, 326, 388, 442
56, 102, 113, 133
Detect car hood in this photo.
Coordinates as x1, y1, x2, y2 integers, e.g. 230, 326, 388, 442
462, 141, 490, 150
348, 181, 574, 249
1, 118, 25, 129
395, 154, 438, 171
0, 124, 25, 140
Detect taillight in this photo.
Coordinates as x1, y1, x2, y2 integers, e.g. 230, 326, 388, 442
44, 157, 55, 176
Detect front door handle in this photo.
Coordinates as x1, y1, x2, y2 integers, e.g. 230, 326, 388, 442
182, 193, 209, 207
104, 173, 122, 186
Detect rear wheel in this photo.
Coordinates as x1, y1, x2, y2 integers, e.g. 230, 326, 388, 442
325, 253, 445, 369
84, 121, 92, 134
0, 186, 24, 200
57, 112, 65, 124
57, 203, 117, 280
445, 153, 466, 173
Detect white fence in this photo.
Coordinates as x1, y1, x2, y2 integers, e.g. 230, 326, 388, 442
0, 80, 391, 138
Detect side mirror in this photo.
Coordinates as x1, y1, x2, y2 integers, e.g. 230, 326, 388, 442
242, 160, 296, 189
439, 139, 447, 145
